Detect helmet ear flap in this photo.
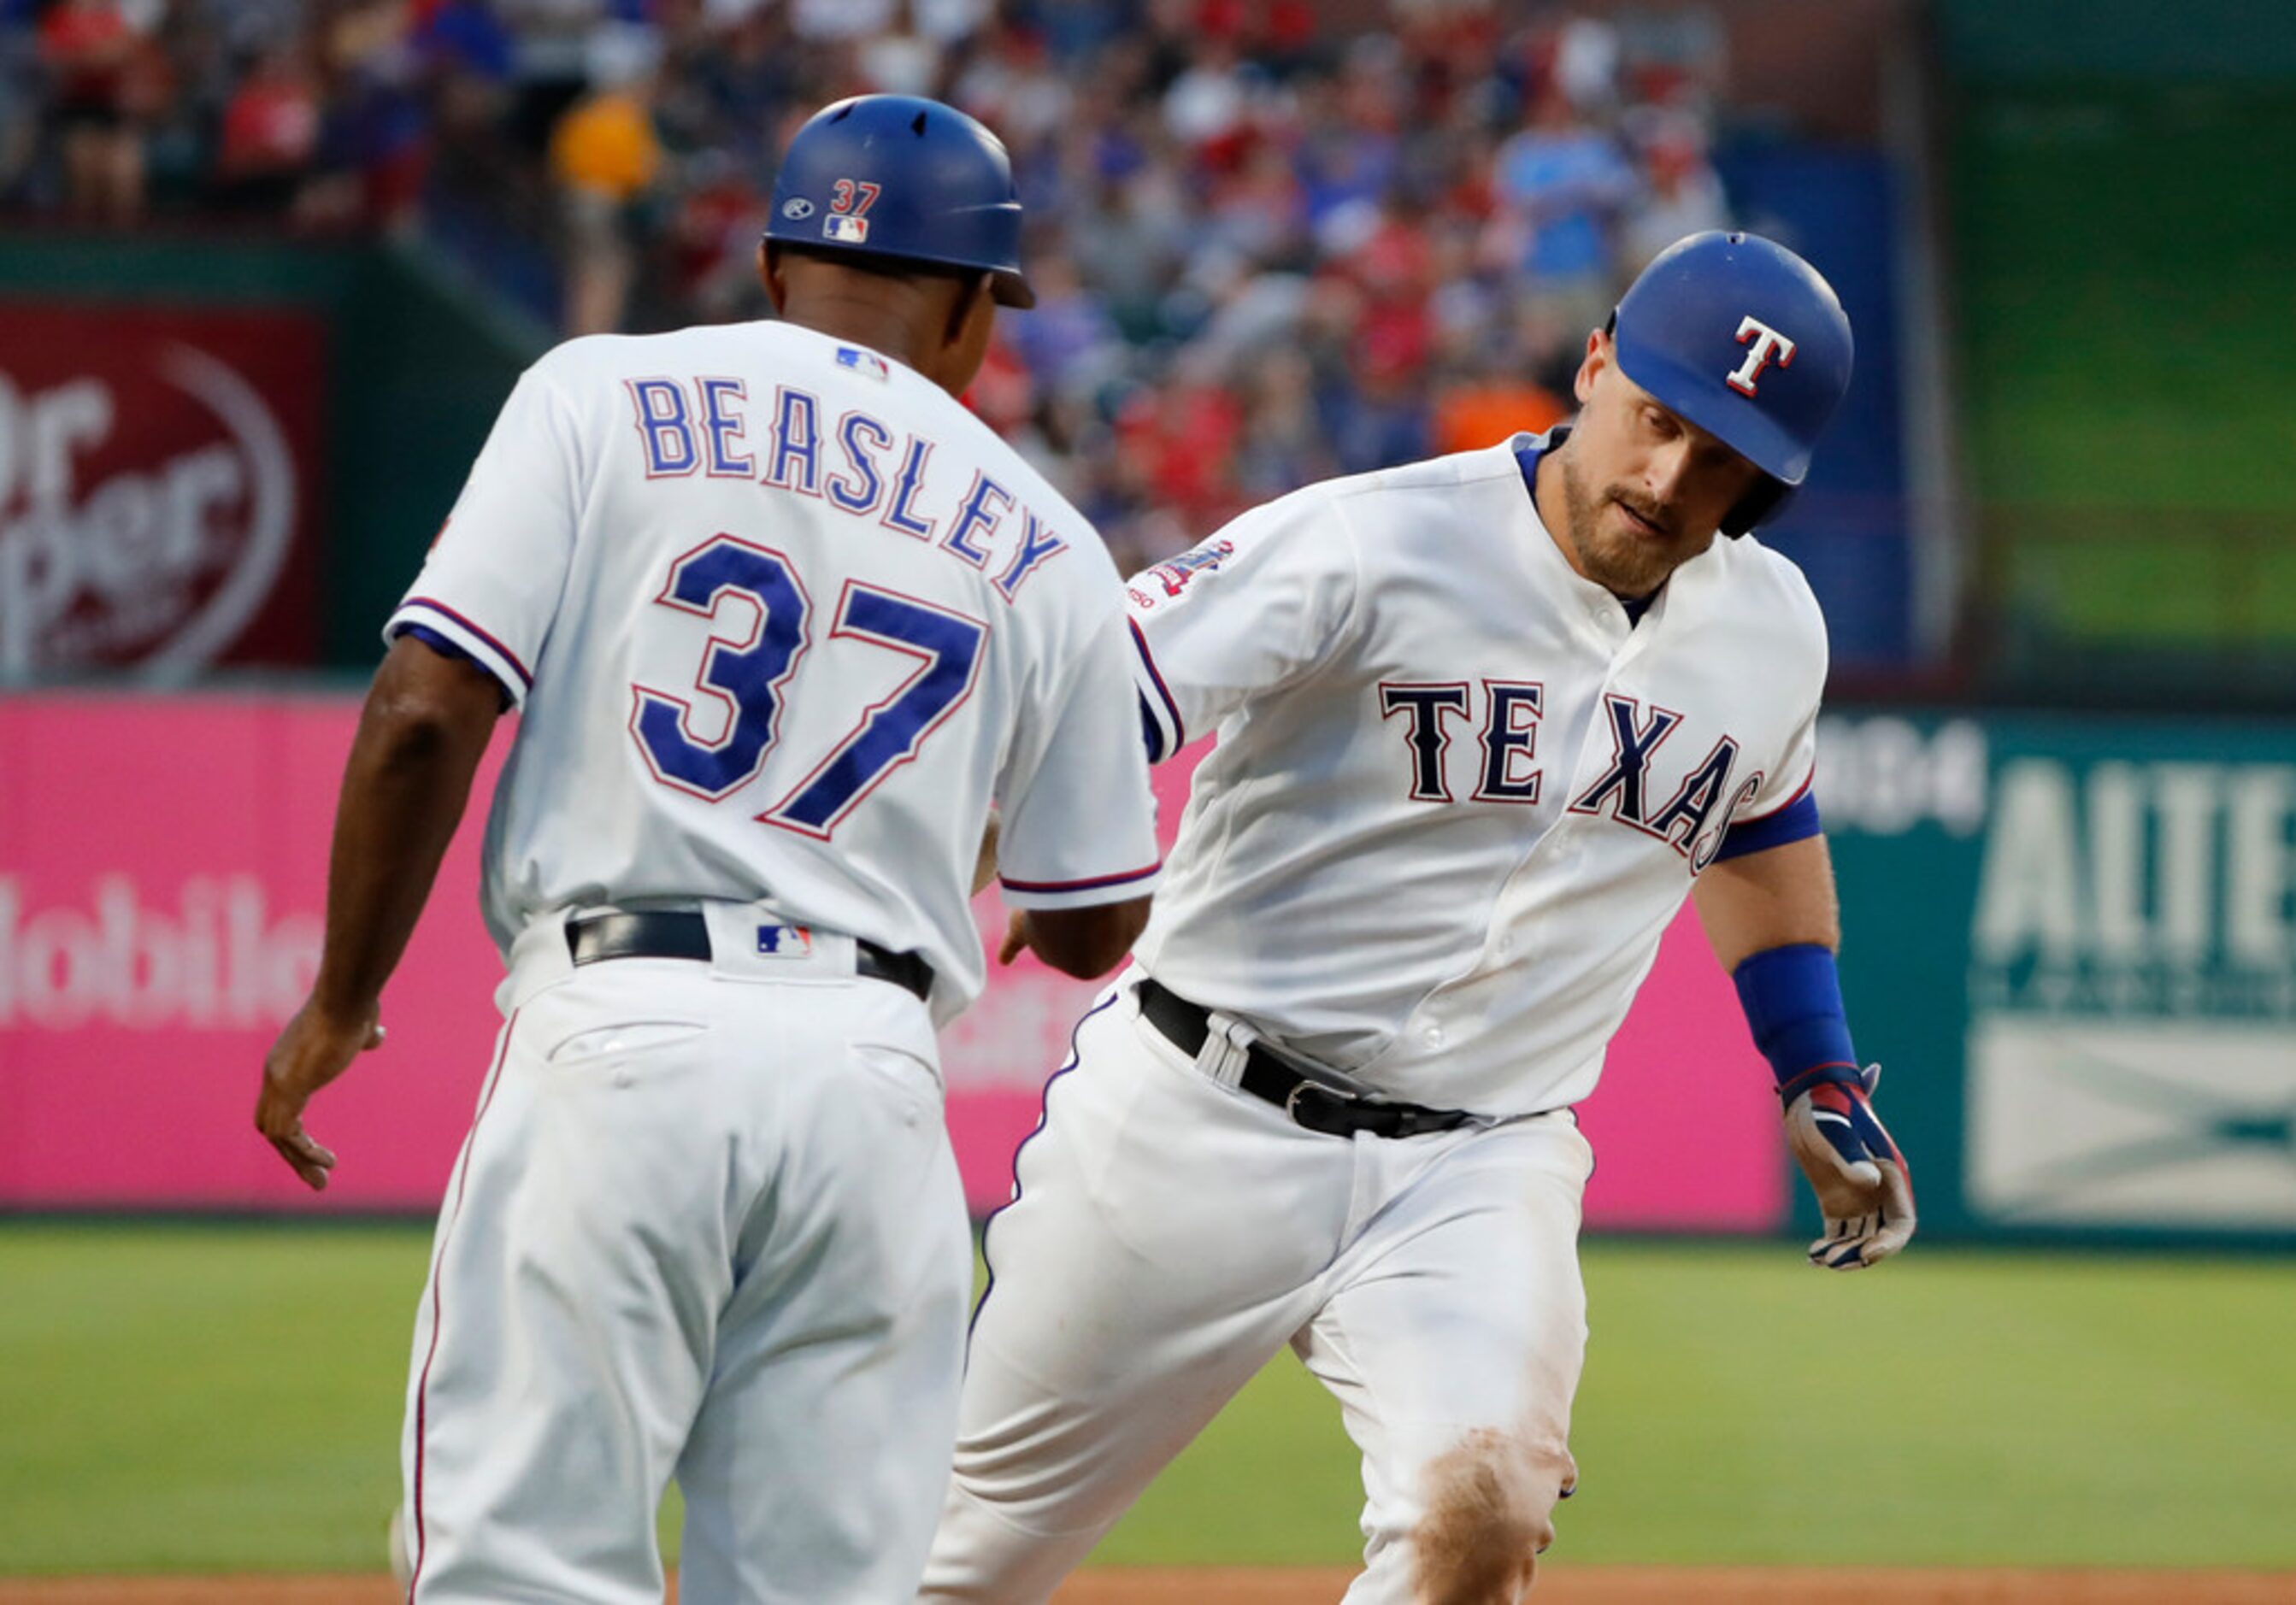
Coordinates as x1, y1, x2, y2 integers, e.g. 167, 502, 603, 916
1722, 476, 1791, 538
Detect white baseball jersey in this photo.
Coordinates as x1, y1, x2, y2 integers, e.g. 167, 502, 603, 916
1127, 430, 1822, 1113
386, 321, 1159, 1023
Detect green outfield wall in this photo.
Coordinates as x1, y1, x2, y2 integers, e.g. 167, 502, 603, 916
1939, 0, 2296, 702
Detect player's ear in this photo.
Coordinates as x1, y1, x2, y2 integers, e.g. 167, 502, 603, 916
759, 241, 788, 314
1575, 328, 1609, 407
945, 273, 994, 346
938, 273, 997, 391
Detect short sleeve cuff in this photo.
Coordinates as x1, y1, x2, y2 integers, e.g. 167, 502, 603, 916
1128, 620, 1185, 762
998, 861, 1162, 911
1715, 784, 1822, 863
386, 597, 535, 708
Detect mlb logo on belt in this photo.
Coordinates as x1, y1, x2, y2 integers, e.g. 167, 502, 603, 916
823, 214, 871, 244
756, 923, 815, 958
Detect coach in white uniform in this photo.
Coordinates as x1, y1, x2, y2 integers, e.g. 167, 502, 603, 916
253, 96, 1159, 1603
925, 232, 1914, 1602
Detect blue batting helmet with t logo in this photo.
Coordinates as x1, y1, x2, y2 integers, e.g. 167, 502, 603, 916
1610, 230, 1853, 535
765, 95, 1036, 309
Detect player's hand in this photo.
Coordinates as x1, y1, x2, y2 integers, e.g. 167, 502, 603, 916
256, 997, 385, 1191
998, 908, 1029, 966
1781, 1063, 1914, 1271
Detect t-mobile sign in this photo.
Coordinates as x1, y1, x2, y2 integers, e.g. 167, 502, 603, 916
0, 695, 1781, 1228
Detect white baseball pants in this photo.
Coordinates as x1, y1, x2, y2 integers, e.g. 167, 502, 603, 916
402, 918, 971, 1604
922, 971, 1594, 1604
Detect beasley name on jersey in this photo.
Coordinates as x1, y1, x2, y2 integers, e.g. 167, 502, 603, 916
1127, 432, 1823, 1114
387, 322, 1159, 1021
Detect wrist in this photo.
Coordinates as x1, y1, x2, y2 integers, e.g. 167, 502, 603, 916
1775, 1061, 1867, 1104
307, 975, 380, 1031
1731, 943, 1858, 1100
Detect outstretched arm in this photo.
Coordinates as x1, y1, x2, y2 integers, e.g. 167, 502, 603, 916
1694, 834, 1915, 1270
254, 636, 505, 1189
975, 814, 1151, 978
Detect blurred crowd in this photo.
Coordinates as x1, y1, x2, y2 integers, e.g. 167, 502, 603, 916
1, 0, 1745, 569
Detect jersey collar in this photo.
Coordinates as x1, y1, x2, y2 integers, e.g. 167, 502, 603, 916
1510, 426, 1669, 631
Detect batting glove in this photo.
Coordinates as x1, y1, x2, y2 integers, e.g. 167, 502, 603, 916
1780, 1063, 1915, 1271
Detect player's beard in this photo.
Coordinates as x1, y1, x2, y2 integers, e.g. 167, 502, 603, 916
1556, 451, 1713, 602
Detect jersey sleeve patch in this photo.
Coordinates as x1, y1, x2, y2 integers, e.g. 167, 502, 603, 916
1136, 537, 1237, 603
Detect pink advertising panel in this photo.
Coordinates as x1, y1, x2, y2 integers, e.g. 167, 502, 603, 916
0, 696, 1781, 1228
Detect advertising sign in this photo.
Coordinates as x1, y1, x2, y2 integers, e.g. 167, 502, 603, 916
1821, 713, 2296, 1241
0, 303, 325, 677
0, 694, 1782, 1227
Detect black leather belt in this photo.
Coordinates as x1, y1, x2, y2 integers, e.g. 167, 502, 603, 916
566, 910, 933, 1003
1135, 977, 1481, 1139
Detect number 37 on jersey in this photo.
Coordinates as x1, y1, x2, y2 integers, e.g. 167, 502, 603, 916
630, 532, 987, 840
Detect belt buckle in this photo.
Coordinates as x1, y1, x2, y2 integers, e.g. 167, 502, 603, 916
1283, 1078, 1358, 1121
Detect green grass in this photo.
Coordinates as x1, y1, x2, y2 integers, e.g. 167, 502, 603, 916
2, 1226, 2293, 1573
0, 1223, 426, 1573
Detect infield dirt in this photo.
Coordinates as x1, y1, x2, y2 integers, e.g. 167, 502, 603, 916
4, 1570, 2294, 1603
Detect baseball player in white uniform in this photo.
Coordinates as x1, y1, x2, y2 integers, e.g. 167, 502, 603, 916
254, 97, 1159, 1604
922, 232, 1914, 1602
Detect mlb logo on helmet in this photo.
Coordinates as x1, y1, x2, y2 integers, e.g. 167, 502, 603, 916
824, 214, 871, 244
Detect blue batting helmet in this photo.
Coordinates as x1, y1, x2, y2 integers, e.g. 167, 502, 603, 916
1610, 230, 1853, 535
765, 95, 1035, 309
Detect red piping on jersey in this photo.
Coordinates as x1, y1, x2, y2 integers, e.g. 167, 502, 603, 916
971, 986, 1126, 1343
1128, 620, 1185, 750
1000, 860, 1162, 895
407, 1008, 521, 1603
1734, 762, 1815, 823
396, 598, 535, 690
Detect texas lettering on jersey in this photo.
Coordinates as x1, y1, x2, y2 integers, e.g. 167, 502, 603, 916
1380, 683, 1760, 873
623, 373, 1070, 603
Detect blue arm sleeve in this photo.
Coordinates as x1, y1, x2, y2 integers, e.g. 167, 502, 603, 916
1732, 942, 1862, 1100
